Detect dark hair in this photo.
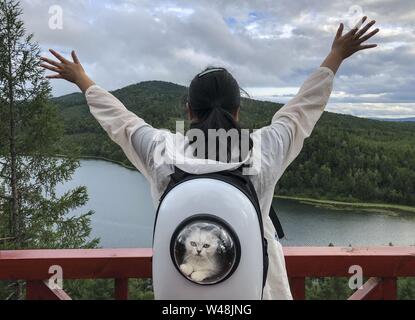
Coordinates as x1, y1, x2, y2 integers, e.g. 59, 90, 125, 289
187, 67, 252, 162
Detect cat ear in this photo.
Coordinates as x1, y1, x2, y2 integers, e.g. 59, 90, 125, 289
187, 225, 198, 234
182, 227, 194, 239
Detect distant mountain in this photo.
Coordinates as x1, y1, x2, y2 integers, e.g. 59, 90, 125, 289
371, 117, 415, 122
52, 81, 415, 206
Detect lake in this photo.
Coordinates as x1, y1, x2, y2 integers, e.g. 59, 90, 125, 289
58, 160, 415, 248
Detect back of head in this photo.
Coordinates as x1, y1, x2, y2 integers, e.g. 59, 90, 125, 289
187, 67, 251, 162
189, 67, 240, 122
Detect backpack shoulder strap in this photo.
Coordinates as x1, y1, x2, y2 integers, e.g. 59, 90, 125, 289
160, 166, 285, 240
269, 205, 285, 239
231, 167, 285, 240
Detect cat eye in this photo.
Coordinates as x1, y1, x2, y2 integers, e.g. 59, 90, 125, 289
203, 244, 210, 248
190, 241, 197, 247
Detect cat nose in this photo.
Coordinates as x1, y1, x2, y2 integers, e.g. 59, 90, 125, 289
197, 249, 201, 254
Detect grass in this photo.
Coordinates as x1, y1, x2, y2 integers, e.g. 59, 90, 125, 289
274, 195, 415, 216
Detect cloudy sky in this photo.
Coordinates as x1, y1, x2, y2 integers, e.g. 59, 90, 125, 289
21, 0, 415, 118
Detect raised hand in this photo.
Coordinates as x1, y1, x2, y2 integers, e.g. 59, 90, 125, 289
321, 16, 379, 74
332, 16, 379, 59
40, 49, 95, 93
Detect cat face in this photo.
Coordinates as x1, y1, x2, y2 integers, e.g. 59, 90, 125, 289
184, 227, 219, 258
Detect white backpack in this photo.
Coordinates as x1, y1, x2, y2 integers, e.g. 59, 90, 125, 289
152, 166, 284, 300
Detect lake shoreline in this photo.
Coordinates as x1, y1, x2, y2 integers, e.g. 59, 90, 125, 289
75, 157, 415, 216
54, 153, 137, 171
77, 156, 136, 171
274, 195, 415, 216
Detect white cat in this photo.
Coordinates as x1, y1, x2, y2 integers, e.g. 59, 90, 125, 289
179, 226, 220, 282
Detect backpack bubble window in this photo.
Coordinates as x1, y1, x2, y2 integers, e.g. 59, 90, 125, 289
170, 215, 240, 285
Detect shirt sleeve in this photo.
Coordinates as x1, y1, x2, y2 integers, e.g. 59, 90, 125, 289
257, 67, 335, 183
85, 85, 160, 180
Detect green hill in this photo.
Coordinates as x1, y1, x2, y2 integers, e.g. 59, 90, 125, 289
53, 81, 415, 206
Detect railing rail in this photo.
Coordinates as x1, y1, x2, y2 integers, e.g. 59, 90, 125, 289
283, 247, 415, 300
0, 247, 414, 300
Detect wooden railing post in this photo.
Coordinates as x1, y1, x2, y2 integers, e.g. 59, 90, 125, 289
26, 280, 71, 300
26, 281, 43, 300
290, 277, 306, 300
114, 278, 129, 300
381, 277, 397, 300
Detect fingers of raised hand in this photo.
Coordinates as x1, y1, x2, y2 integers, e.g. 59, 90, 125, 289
40, 63, 61, 73
344, 27, 358, 39
40, 57, 62, 68
336, 23, 344, 39
344, 16, 371, 39
356, 28, 380, 44
354, 16, 367, 30
354, 19, 377, 39
46, 74, 63, 79
49, 49, 69, 64
71, 50, 80, 64
357, 44, 378, 52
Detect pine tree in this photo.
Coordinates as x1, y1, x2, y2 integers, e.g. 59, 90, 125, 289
0, 0, 98, 299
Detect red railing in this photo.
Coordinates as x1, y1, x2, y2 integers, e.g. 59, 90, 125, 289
0, 247, 414, 300
283, 247, 415, 300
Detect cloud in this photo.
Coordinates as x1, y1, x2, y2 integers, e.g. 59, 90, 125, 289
20, 0, 415, 118
327, 103, 415, 118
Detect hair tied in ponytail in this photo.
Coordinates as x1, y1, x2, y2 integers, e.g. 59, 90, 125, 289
188, 66, 253, 162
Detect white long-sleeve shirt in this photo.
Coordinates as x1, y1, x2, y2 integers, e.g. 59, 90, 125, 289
85, 66, 335, 300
